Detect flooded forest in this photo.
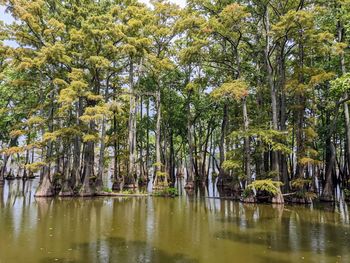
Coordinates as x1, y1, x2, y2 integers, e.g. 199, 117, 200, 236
1, 0, 350, 262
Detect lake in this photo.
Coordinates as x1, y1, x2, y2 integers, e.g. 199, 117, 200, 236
0, 179, 349, 263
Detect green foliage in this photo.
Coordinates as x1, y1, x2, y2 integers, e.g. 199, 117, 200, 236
154, 187, 179, 197
246, 180, 283, 196
0, 0, 348, 201
344, 189, 350, 198
24, 161, 46, 173
291, 178, 312, 189
103, 187, 113, 193
242, 188, 254, 198
156, 171, 167, 178
295, 191, 317, 200
211, 80, 248, 102
121, 189, 136, 195
330, 73, 350, 97
222, 160, 241, 170
291, 179, 317, 200
231, 129, 291, 155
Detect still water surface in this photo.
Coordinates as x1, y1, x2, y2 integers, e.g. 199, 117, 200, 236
0, 179, 350, 263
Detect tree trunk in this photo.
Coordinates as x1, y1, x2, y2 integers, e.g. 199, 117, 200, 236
35, 101, 55, 197
243, 97, 251, 185
112, 112, 122, 191
139, 97, 147, 185
185, 95, 195, 189
217, 103, 228, 187
146, 97, 150, 180
338, 21, 350, 179
321, 142, 336, 202
126, 59, 137, 188
71, 98, 82, 190
79, 137, 95, 197
154, 89, 167, 189
278, 41, 289, 193
295, 29, 306, 179
96, 116, 106, 192
59, 145, 74, 197
265, 6, 280, 180
96, 83, 109, 192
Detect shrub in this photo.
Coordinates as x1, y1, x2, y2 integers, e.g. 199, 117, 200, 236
246, 179, 283, 196
154, 187, 179, 197
242, 188, 254, 198
103, 187, 112, 193
291, 178, 316, 200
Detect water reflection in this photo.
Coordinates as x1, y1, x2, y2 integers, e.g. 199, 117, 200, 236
0, 180, 350, 263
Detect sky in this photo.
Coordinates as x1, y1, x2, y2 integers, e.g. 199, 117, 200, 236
0, 6, 14, 24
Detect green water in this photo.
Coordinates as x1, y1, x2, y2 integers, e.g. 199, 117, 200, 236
0, 180, 350, 263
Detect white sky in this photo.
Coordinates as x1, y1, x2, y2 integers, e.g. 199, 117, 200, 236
0, 6, 13, 24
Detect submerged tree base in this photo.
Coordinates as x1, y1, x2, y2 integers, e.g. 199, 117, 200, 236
78, 184, 95, 197
272, 193, 284, 204
284, 194, 313, 204
57, 180, 74, 197
138, 176, 148, 186
96, 191, 149, 197
184, 181, 195, 189
112, 177, 123, 191
35, 177, 55, 197
241, 194, 284, 204
319, 194, 335, 202
123, 184, 137, 189
58, 188, 74, 197
241, 195, 257, 203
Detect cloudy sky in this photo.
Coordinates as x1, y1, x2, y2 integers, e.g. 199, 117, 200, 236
0, 6, 13, 24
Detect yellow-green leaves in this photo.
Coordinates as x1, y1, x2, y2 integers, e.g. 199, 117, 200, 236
272, 10, 314, 38
146, 53, 174, 74
330, 73, 350, 97
208, 3, 249, 43
286, 70, 334, 96
9, 129, 25, 138
211, 80, 248, 101
69, 28, 85, 43
42, 128, 82, 143
58, 69, 88, 106
222, 160, 241, 170
80, 105, 110, 123
108, 100, 123, 113
35, 42, 71, 66
83, 134, 98, 143
44, 18, 65, 37
219, 3, 250, 27
58, 88, 77, 105
24, 161, 46, 172
88, 56, 111, 69
246, 180, 283, 196
308, 72, 335, 88
185, 82, 199, 93
27, 116, 44, 126
53, 78, 68, 87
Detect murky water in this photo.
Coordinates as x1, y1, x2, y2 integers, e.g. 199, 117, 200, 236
1, 179, 350, 263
